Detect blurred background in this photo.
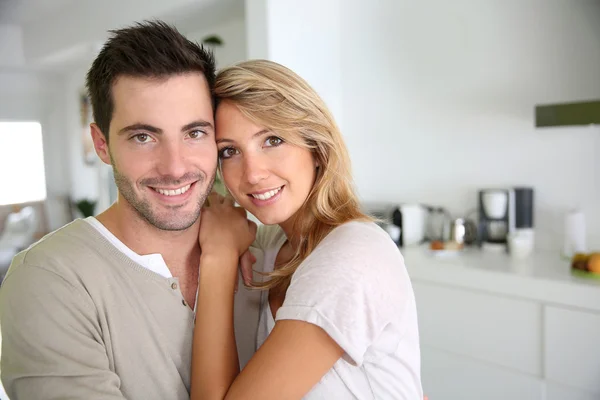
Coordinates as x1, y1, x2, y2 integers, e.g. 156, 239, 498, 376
0, 1, 599, 399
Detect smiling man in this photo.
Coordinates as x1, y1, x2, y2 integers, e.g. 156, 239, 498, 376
0, 21, 250, 400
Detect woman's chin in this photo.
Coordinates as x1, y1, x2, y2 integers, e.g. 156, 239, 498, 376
248, 210, 288, 227
255, 215, 285, 226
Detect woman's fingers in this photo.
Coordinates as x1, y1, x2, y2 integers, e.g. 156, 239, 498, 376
239, 250, 256, 286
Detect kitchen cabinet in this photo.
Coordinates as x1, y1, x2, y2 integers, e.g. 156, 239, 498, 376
421, 346, 543, 400
544, 306, 600, 396
413, 282, 541, 376
404, 247, 600, 400
546, 383, 599, 400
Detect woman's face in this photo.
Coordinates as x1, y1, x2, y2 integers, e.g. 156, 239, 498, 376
215, 101, 317, 232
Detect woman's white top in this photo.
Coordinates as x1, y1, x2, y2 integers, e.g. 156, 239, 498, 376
252, 221, 423, 399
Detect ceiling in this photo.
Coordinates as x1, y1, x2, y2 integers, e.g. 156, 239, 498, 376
0, 0, 75, 24
0, 0, 244, 71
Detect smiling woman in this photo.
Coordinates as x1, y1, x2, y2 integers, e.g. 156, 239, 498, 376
191, 60, 423, 400
0, 121, 47, 206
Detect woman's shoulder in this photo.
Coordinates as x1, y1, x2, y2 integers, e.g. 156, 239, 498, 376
321, 221, 398, 253
301, 220, 404, 274
288, 220, 412, 314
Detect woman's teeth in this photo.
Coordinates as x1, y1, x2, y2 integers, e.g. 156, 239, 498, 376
155, 184, 191, 196
251, 187, 282, 200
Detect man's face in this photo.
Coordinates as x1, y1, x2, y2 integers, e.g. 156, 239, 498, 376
92, 73, 217, 231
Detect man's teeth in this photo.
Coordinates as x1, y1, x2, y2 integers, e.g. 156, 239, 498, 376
252, 187, 282, 201
155, 184, 191, 196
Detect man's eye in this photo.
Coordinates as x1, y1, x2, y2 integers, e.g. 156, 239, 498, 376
188, 130, 206, 139
133, 133, 151, 143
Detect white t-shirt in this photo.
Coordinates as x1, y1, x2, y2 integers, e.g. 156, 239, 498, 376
84, 217, 172, 278
253, 221, 423, 399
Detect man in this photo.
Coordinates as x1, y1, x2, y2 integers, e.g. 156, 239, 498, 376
0, 21, 257, 399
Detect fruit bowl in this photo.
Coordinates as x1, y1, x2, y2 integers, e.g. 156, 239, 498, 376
571, 252, 600, 278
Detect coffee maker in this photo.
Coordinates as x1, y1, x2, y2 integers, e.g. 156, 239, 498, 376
478, 187, 534, 251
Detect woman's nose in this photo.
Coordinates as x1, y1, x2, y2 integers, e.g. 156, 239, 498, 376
243, 153, 270, 185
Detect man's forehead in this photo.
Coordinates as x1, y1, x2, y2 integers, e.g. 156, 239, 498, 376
111, 73, 208, 94
108, 73, 214, 136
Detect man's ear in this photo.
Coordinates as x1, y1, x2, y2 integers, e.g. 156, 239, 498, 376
90, 123, 111, 165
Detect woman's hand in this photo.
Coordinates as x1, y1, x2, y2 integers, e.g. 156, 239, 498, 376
239, 250, 257, 287
199, 192, 257, 260
192, 192, 257, 400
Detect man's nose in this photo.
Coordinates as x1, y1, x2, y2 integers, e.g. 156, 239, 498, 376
156, 141, 187, 180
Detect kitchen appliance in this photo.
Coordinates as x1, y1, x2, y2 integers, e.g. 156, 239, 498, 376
392, 204, 430, 247
425, 207, 452, 242
478, 187, 534, 251
362, 202, 430, 247
508, 229, 535, 259
563, 209, 587, 258
449, 217, 478, 246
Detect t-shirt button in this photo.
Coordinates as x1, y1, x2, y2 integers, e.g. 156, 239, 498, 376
171, 282, 178, 290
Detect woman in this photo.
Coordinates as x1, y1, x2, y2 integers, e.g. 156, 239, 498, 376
192, 60, 423, 400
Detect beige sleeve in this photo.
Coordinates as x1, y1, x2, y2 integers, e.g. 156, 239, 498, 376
0, 261, 126, 400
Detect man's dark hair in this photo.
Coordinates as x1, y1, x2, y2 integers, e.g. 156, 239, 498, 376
85, 20, 216, 142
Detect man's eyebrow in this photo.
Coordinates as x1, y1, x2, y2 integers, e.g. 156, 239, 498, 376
118, 124, 162, 135
117, 120, 214, 136
181, 120, 214, 132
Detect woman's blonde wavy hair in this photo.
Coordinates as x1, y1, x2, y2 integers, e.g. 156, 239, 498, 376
214, 59, 371, 292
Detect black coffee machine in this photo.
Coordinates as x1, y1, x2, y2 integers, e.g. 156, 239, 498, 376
477, 187, 534, 250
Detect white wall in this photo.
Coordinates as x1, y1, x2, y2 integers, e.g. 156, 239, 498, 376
0, 70, 71, 230
341, 0, 600, 251
0, 24, 25, 67
186, 17, 247, 69
245, 0, 343, 128
63, 64, 109, 207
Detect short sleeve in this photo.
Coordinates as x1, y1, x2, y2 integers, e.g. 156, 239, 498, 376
0, 257, 126, 399
275, 222, 413, 366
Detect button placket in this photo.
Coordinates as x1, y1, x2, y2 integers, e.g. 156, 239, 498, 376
168, 279, 189, 308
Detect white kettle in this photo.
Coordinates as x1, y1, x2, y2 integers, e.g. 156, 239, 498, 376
392, 204, 430, 247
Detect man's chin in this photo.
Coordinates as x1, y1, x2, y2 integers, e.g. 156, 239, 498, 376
137, 205, 201, 232
147, 215, 200, 231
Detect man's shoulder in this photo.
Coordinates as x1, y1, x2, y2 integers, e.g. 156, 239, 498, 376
4, 219, 102, 282
254, 223, 286, 250
19, 219, 95, 261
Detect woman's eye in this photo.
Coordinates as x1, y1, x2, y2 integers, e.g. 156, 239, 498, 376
219, 147, 239, 159
265, 136, 283, 147
188, 130, 205, 139
132, 133, 152, 143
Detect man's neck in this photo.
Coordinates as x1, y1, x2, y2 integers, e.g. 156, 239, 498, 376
95, 203, 200, 277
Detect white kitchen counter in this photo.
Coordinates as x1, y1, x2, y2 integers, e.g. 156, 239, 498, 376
401, 245, 600, 313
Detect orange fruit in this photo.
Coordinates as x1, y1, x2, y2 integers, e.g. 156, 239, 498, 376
588, 253, 600, 274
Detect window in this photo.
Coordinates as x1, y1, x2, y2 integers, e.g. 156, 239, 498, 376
0, 122, 47, 206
